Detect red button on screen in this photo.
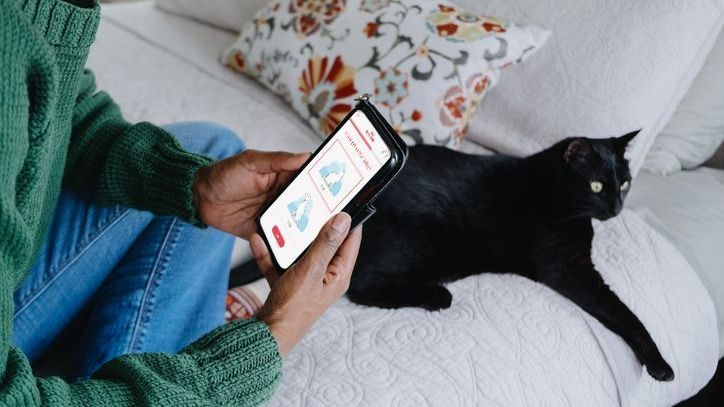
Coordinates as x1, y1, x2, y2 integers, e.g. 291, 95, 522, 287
272, 225, 285, 247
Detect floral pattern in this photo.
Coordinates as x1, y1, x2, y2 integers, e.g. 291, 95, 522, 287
223, 0, 548, 147
439, 73, 491, 146
426, 4, 507, 43
359, 0, 391, 13
228, 50, 247, 72
299, 55, 358, 134
373, 68, 408, 107
288, 0, 346, 37
363, 21, 379, 38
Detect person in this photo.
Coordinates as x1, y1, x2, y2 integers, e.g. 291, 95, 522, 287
0, 0, 361, 405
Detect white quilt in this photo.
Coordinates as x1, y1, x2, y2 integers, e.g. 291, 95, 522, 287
271, 211, 717, 406
88, 3, 719, 405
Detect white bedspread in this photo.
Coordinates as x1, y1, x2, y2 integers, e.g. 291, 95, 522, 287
270, 211, 717, 406
88, 3, 719, 405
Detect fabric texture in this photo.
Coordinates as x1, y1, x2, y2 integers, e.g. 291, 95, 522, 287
269, 210, 717, 407
13, 122, 242, 378
644, 31, 724, 174
0, 0, 281, 404
460, 0, 724, 173
222, 0, 549, 148
89, 3, 721, 404
156, 0, 269, 32
627, 168, 724, 356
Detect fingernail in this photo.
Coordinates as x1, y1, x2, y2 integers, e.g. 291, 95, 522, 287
332, 213, 351, 233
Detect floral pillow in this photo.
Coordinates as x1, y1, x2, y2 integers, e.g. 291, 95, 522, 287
222, 0, 549, 148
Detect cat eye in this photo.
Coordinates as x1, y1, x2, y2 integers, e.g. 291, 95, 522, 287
620, 180, 630, 191
590, 181, 603, 193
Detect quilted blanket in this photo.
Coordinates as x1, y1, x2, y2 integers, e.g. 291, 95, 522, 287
269, 210, 717, 406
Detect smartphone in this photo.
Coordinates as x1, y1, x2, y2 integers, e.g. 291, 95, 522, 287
256, 96, 408, 270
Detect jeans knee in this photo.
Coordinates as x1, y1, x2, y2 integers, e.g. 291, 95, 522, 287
163, 121, 245, 160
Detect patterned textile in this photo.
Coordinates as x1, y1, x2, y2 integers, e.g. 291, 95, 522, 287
222, 0, 549, 148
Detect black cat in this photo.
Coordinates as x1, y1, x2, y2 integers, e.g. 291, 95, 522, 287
347, 131, 675, 381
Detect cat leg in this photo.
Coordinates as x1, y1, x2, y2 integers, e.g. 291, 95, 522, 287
347, 278, 452, 311
545, 273, 674, 381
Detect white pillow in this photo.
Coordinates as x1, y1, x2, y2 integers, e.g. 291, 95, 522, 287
459, 0, 724, 173
222, 0, 549, 148
155, 0, 268, 32
644, 31, 724, 175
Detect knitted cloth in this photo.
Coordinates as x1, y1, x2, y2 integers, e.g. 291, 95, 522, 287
0, 0, 281, 405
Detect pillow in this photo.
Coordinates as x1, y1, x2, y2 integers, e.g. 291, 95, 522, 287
459, 0, 724, 172
643, 31, 724, 175
221, 0, 549, 148
156, 0, 269, 32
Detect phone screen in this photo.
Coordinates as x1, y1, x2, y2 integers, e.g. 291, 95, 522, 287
259, 110, 392, 269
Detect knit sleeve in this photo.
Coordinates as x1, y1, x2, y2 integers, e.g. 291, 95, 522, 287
1, 47, 280, 407
0, 319, 282, 406
64, 70, 214, 224
0, 9, 38, 402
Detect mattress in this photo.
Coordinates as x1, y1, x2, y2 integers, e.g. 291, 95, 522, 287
87, 2, 723, 405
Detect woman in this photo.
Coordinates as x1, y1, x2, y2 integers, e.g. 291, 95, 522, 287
0, 0, 361, 405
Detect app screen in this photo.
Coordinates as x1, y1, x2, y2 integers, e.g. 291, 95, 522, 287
259, 110, 391, 268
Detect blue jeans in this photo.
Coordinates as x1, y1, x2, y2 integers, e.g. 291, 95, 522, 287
12, 122, 244, 378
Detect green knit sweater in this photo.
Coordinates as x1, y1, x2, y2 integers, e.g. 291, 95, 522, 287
0, 0, 281, 405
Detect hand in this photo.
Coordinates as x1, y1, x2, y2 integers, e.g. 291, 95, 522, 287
251, 213, 362, 356
193, 150, 309, 239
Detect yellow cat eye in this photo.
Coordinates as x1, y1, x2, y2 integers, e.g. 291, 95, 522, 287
620, 180, 630, 191
590, 181, 603, 193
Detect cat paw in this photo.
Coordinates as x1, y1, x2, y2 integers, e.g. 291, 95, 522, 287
646, 358, 674, 382
422, 286, 452, 311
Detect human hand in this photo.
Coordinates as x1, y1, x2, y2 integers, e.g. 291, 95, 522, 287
193, 150, 309, 239
251, 213, 362, 356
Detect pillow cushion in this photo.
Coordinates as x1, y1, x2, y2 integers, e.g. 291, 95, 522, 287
644, 31, 724, 175
156, 0, 269, 32
221, 0, 549, 148
459, 0, 724, 172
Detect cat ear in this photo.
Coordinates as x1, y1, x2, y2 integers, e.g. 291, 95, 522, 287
563, 138, 592, 166
614, 129, 640, 155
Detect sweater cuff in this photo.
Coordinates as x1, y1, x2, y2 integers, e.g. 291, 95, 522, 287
142, 126, 214, 225
183, 318, 282, 402
21, 0, 100, 49
100, 122, 215, 225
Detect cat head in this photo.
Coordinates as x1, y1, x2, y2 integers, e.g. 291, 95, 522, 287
558, 130, 639, 220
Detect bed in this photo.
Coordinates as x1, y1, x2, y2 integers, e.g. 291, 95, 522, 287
87, 2, 724, 405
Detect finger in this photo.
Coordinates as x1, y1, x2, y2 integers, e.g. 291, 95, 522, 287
300, 213, 351, 274
330, 224, 363, 274
245, 150, 310, 174
250, 233, 280, 287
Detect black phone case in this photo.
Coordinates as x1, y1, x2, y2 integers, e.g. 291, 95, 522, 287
256, 95, 408, 270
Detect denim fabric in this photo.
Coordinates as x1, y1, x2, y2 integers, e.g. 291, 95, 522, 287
12, 122, 244, 377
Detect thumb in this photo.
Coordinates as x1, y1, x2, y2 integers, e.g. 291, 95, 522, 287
301, 213, 352, 273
